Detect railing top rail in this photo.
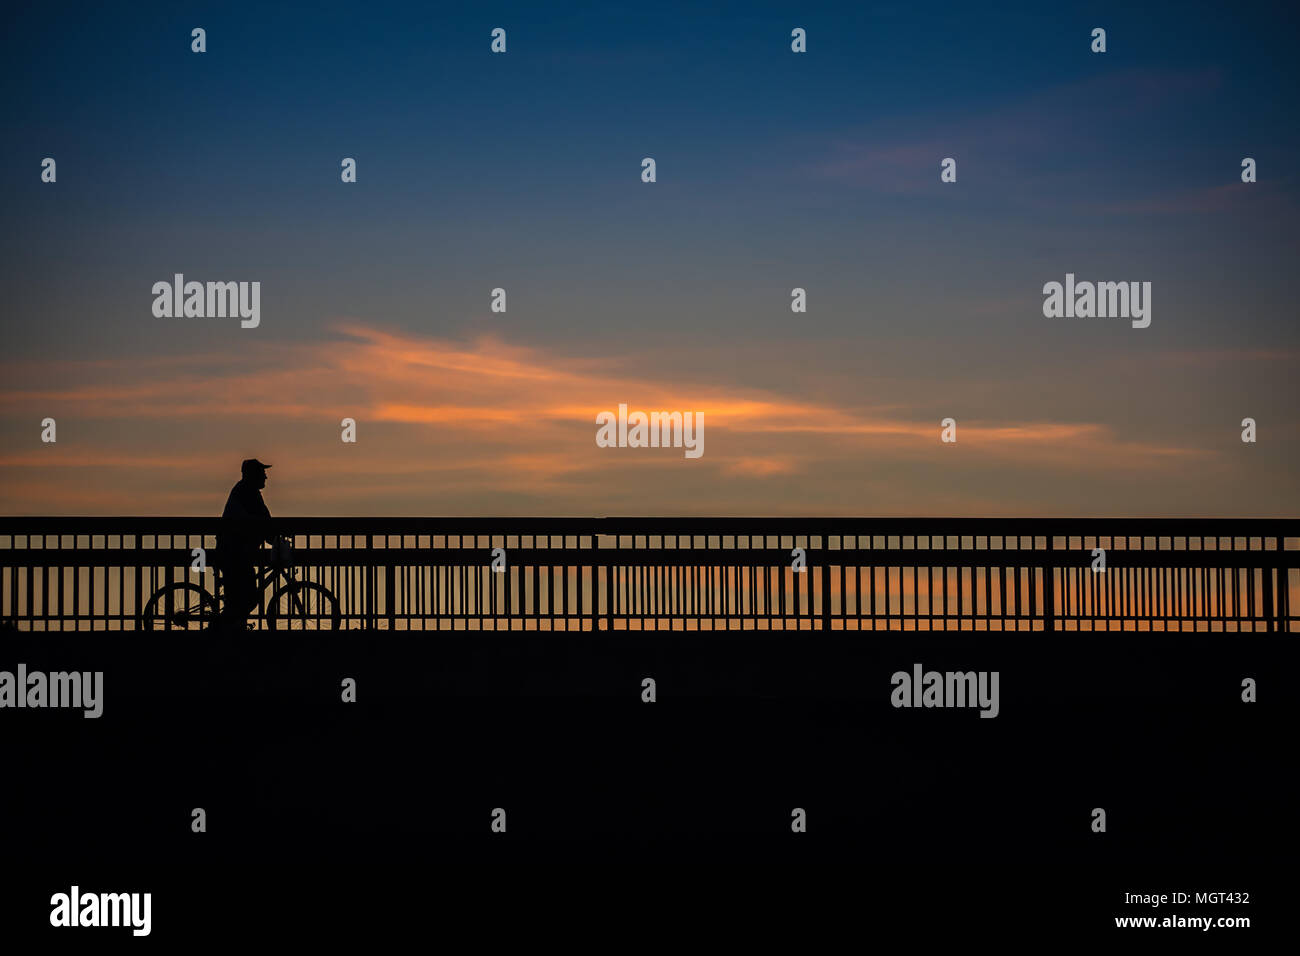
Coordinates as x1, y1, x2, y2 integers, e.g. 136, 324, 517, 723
0, 516, 1297, 536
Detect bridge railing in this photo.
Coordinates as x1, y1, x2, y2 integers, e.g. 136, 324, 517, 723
0, 518, 1296, 632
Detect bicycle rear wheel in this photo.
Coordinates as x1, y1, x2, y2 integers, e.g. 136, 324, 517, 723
140, 582, 219, 631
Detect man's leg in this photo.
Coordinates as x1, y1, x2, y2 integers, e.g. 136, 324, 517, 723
240, 567, 260, 626
221, 564, 256, 631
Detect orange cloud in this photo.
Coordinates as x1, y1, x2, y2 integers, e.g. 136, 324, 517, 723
0, 321, 1250, 516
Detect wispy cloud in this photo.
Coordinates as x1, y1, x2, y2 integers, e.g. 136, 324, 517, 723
0, 322, 1234, 516
806, 68, 1233, 207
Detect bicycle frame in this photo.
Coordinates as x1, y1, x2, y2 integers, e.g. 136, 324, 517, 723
253, 561, 297, 596
218, 538, 298, 616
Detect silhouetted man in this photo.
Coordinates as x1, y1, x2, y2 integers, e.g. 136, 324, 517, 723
218, 458, 273, 630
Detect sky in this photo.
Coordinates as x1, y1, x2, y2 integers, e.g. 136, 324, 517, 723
1, 0, 1298, 517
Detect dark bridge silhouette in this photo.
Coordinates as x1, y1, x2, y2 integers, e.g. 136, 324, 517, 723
1, 517, 1296, 633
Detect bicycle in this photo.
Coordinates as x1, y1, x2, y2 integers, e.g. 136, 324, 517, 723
140, 536, 341, 631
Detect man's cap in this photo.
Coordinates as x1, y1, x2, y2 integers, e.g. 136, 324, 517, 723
241, 458, 272, 475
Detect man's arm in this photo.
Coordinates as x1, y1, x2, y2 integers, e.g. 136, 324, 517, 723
254, 492, 277, 546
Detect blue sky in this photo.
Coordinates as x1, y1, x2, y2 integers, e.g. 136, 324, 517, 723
1, 1, 1297, 515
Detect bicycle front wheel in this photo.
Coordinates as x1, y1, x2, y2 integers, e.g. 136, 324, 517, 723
267, 581, 341, 631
